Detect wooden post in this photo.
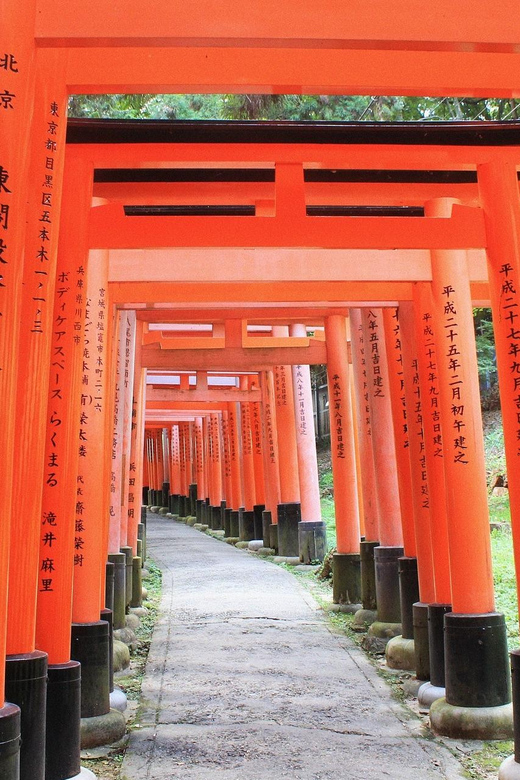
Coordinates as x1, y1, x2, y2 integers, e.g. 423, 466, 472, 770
325, 315, 361, 604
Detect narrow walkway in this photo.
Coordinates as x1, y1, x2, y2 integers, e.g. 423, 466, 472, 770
122, 514, 464, 780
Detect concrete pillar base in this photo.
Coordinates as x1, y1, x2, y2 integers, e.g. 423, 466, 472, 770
261, 510, 272, 547
239, 508, 255, 542
352, 608, 378, 631
5, 650, 47, 780
0, 702, 21, 780
253, 504, 265, 540
223, 508, 232, 537
418, 682, 445, 708
298, 521, 327, 563
499, 756, 520, 780
367, 621, 402, 639
430, 698, 513, 740
71, 622, 110, 719
329, 603, 362, 614
109, 688, 128, 712
269, 523, 279, 553
71, 769, 97, 780
360, 540, 379, 611
374, 545, 404, 624
398, 557, 419, 640
229, 510, 240, 538
385, 635, 415, 671
277, 502, 301, 557
108, 553, 126, 630
413, 602, 431, 682
46, 661, 81, 780
120, 546, 133, 609
403, 677, 425, 698
130, 556, 142, 608
333, 552, 361, 604
80, 709, 126, 750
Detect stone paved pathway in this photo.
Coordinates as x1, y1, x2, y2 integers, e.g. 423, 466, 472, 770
121, 513, 464, 780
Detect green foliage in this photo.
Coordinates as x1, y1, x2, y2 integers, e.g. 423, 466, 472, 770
68, 93, 520, 122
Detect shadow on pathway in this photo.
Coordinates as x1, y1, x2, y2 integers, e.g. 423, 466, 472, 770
121, 513, 464, 780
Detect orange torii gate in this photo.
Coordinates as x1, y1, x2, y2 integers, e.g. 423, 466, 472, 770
7, 3, 520, 780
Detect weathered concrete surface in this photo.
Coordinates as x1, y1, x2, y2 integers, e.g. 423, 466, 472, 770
122, 514, 464, 780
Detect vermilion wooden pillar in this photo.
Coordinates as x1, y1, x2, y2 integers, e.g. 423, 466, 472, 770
273, 336, 301, 557
391, 303, 435, 672
261, 371, 282, 550
6, 56, 68, 780
325, 315, 361, 605
170, 424, 182, 514
209, 413, 224, 530
194, 416, 206, 521
34, 154, 92, 780
251, 399, 266, 540
382, 309, 417, 559
0, 2, 37, 771
108, 311, 126, 555
227, 402, 243, 538
120, 311, 137, 546
239, 395, 256, 542
425, 198, 511, 738
290, 324, 326, 561
126, 318, 145, 555
478, 158, 520, 766
349, 309, 379, 614
413, 282, 453, 701
361, 308, 404, 628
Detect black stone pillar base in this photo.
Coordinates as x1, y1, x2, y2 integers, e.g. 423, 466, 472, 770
445, 612, 511, 707
196, 498, 204, 522
189, 483, 198, 516
333, 552, 361, 604
277, 502, 301, 557
0, 702, 20, 780
374, 545, 404, 624
105, 560, 115, 614
162, 482, 170, 508
398, 556, 419, 640
429, 603, 452, 688
511, 650, 520, 763
239, 508, 255, 542
170, 494, 180, 515
108, 553, 126, 629
100, 608, 114, 694
223, 507, 232, 537
131, 556, 142, 608
137, 522, 146, 563
230, 510, 240, 538
46, 661, 81, 780
5, 650, 47, 780
178, 495, 187, 518
253, 504, 265, 540
269, 523, 279, 553
120, 546, 133, 608
71, 621, 110, 718
299, 521, 327, 563
262, 510, 272, 548
413, 602, 431, 681
211, 505, 223, 531
142, 486, 149, 504
360, 540, 379, 610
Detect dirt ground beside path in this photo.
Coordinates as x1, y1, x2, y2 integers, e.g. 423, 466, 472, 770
120, 514, 465, 780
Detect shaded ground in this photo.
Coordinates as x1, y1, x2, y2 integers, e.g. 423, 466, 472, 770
121, 514, 464, 780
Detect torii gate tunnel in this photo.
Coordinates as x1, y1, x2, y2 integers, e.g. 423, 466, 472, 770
5, 2, 520, 779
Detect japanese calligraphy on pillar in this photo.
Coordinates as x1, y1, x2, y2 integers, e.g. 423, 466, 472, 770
496, 262, 520, 456
40, 259, 84, 589
241, 403, 252, 458
294, 365, 308, 436
388, 311, 409, 449
228, 405, 237, 464
355, 321, 372, 437
367, 310, 385, 398
420, 310, 443, 459
222, 413, 231, 480
440, 285, 469, 465
331, 374, 345, 460
275, 365, 288, 405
